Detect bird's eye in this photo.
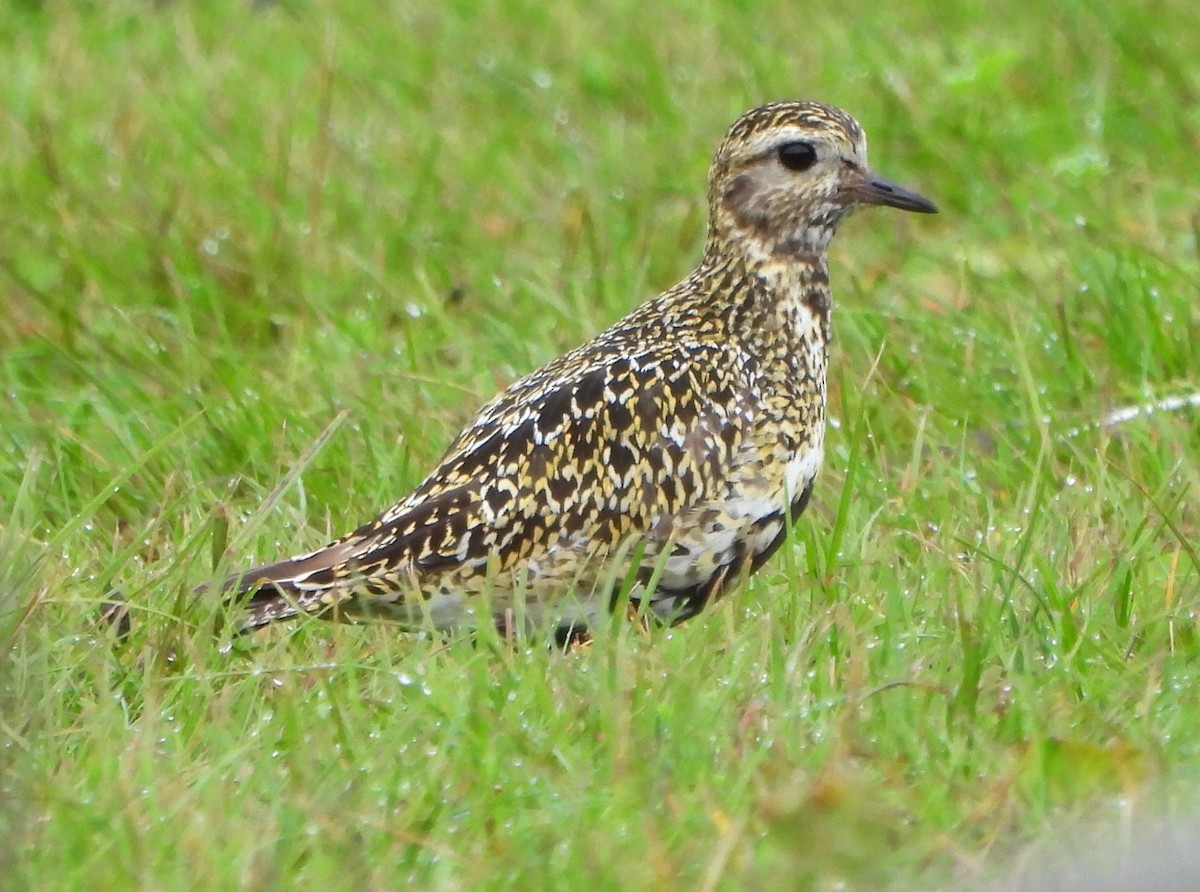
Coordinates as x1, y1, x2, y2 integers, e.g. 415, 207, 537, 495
777, 141, 817, 172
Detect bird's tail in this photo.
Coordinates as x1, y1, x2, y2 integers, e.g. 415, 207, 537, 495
221, 541, 360, 632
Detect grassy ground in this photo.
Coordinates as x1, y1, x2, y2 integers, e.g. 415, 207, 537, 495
3, 0, 1199, 889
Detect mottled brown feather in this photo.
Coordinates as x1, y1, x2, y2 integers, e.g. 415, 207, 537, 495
221, 100, 935, 636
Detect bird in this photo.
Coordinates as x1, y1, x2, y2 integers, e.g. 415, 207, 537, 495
220, 100, 936, 641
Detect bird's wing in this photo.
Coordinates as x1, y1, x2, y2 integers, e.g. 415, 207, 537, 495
225, 337, 759, 626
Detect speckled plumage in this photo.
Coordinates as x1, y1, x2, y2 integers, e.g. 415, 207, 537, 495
224, 100, 936, 637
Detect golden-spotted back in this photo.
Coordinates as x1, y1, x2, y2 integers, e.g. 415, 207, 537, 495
223, 100, 936, 637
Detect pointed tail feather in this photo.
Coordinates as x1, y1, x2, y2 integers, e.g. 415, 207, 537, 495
221, 542, 359, 631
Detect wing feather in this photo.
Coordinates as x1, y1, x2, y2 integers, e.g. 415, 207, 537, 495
227, 336, 758, 629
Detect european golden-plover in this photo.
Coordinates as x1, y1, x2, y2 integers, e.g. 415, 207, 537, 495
223, 100, 936, 638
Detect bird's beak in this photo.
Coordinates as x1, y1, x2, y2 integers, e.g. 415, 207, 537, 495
852, 170, 938, 214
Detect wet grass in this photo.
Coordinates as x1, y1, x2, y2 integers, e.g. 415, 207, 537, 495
3, 0, 1199, 888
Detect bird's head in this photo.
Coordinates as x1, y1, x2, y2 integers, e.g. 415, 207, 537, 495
706, 100, 936, 259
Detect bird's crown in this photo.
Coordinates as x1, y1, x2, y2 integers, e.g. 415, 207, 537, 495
715, 100, 868, 171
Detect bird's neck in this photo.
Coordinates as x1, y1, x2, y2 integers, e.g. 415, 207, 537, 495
696, 236, 833, 350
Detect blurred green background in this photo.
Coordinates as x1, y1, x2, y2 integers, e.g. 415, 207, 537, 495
2, 1, 1198, 889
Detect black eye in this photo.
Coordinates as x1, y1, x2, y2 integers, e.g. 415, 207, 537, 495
777, 141, 817, 172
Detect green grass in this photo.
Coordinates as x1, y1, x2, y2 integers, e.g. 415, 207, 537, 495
4, 0, 1200, 888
